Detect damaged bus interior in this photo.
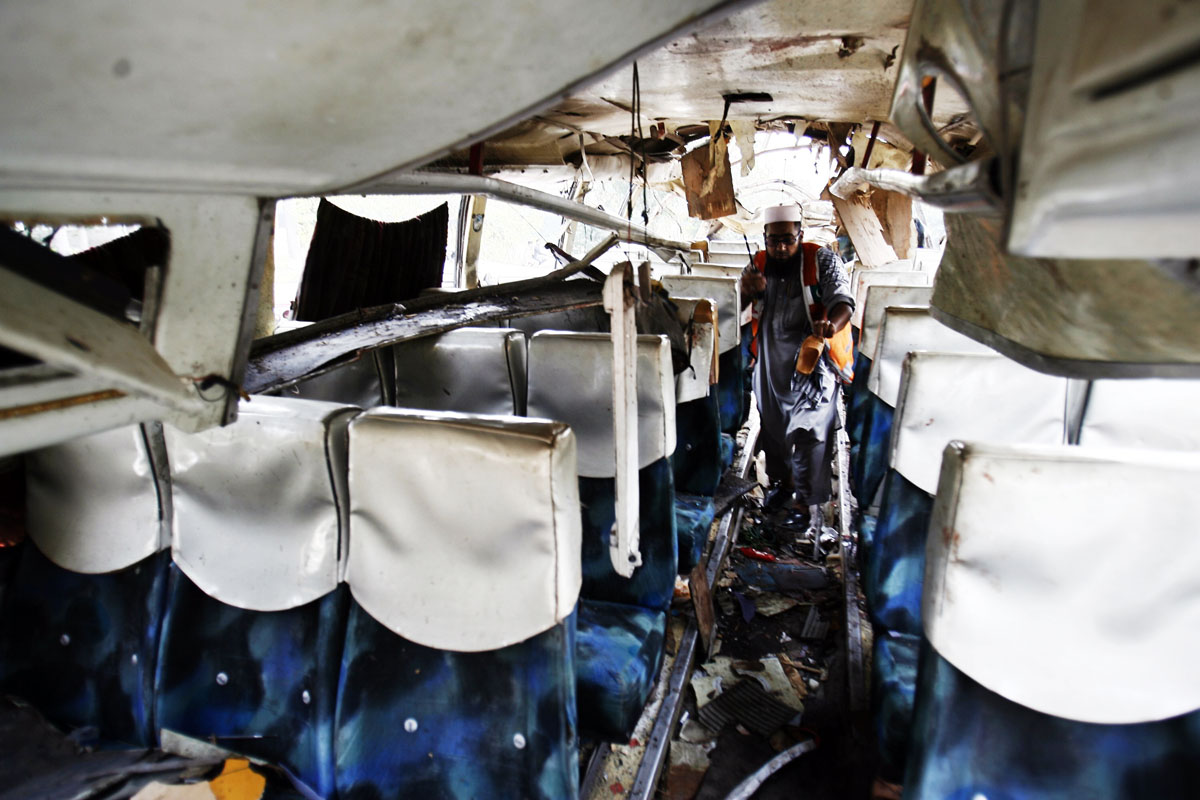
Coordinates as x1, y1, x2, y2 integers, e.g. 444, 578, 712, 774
2, 0, 1199, 798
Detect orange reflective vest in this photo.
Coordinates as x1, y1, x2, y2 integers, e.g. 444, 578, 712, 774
750, 244, 855, 384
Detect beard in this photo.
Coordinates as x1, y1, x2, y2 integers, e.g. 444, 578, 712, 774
764, 248, 803, 279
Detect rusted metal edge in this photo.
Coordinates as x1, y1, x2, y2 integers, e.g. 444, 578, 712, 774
244, 278, 604, 395
627, 415, 760, 800
0, 388, 125, 420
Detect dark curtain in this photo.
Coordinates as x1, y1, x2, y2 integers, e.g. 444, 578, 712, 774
294, 200, 448, 321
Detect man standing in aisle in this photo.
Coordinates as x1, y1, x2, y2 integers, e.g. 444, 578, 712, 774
741, 204, 854, 530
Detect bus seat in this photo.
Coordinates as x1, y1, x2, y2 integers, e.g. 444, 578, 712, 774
668, 298, 721, 494
575, 598, 667, 743
660, 275, 745, 433
862, 353, 1068, 777
674, 493, 716, 576
283, 352, 390, 408
157, 397, 359, 798
853, 307, 992, 509
666, 297, 721, 572
0, 424, 169, 747
905, 443, 1200, 798
1079, 377, 1200, 451
846, 283, 933, 448
527, 331, 678, 608
505, 305, 610, 340
393, 327, 528, 416
337, 410, 581, 799
527, 332, 676, 740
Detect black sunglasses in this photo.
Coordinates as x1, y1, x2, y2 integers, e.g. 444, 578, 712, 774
765, 234, 798, 245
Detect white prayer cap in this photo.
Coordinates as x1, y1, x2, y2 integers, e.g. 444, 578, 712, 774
763, 204, 802, 224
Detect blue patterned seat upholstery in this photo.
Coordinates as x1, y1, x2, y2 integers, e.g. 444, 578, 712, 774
906, 640, 1200, 799
156, 570, 349, 794
338, 410, 583, 799
574, 600, 665, 742
0, 424, 170, 746
672, 391, 722, 497
907, 443, 1200, 797
674, 493, 715, 575
0, 544, 170, 746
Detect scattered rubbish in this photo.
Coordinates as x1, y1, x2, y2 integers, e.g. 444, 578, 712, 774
733, 560, 829, 593
673, 576, 691, 601
679, 719, 717, 745
799, 606, 829, 640
695, 679, 797, 738
808, 678, 820, 691
736, 546, 777, 563
666, 741, 711, 800
754, 593, 800, 617
712, 475, 758, 516
723, 737, 818, 800
732, 591, 756, 623
690, 672, 724, 709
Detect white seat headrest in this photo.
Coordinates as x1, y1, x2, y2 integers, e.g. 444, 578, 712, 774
345, 409, 581, 652
26, 424, 165, 574
924, 442, 1200, 724
167, 396, 358, 611
393, 327, 527, 416
1080, 378, 1200, 452
527, 331, 676, 478
891, 352, 1068, 493
868, 307, 993, 406
660, 275, 740, 354
857, 284, 934, 358
851, 267, 932, 304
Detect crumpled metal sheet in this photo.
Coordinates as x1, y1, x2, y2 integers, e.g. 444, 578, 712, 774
660, 276, 741, 355
932, 214, 1200, 378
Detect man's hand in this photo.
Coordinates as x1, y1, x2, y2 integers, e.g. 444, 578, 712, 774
812, 319, 836, 338
814, 302, 851, 339
740, 267, 766, 299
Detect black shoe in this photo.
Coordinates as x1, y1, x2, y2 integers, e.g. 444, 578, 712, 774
764, 484, 793, 512
779, 507, 811, 530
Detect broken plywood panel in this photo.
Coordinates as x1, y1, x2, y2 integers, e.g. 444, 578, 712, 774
824, 187, 897, 268
682, 138, 736, 220
870, 190, 915, 260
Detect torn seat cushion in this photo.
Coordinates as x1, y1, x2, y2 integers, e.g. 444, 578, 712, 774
578, 457, 678, 611
154, 567, 348, 798
334, 601, 579, 800
0, 543, 170, 747
574, 599, 667, 743
672, 393, 722, 497
674, 493, 715, 575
